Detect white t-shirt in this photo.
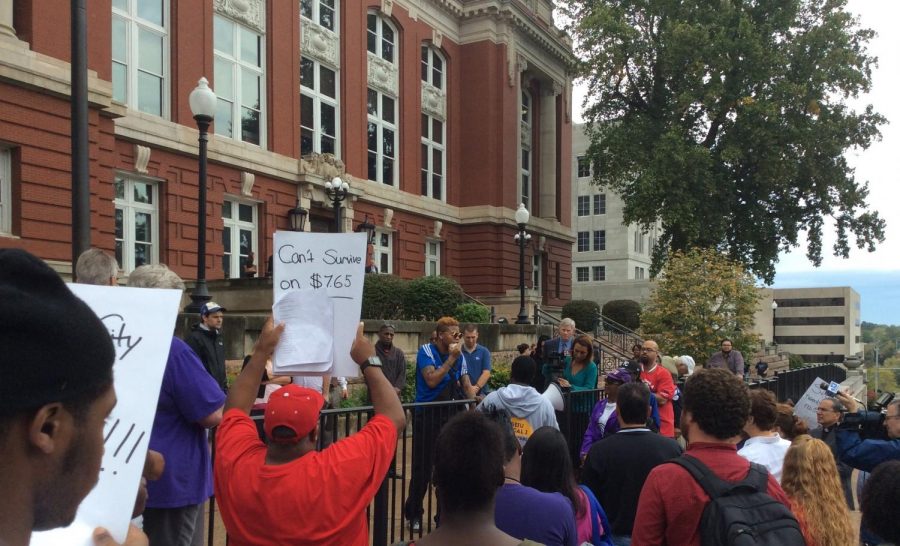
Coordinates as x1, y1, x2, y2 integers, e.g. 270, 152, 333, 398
598, 402, 617, 437
738, 433, 791, 483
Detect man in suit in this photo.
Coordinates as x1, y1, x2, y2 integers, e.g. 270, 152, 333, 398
812, 397, 855, 509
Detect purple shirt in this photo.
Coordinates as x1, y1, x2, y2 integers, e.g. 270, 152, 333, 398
495, 483, 578, 546
146, 337, 225, 508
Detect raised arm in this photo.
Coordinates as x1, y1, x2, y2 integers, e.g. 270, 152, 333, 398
225, 317, 285, 414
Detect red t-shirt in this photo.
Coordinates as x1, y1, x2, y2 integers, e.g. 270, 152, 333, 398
641, 365, 676, 437
631, 442, 792, 546
214, 409, 398, 546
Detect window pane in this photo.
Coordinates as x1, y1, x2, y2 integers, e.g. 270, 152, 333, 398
320, 66, 336, 98
380, 253, 388, 273
421, 114, 429, 138
134, 243, 150, 267
432, 119, 443, 144
321, 103, 335, 135
367, 13, 376, 32
137, 72, 162, 116
300, 58, 314, 89
136, 0, 163, 26
241, 106, 260, 145
223, 226, 232, 252
383, 128, 394, 158
382, 39, 393, 62
114, 177, 125, 199
112, 0, 127, 10
214, 58, 233, 100
367, 89, 377, 115
115, 207, 124, 238
134, 212, 150, 241
301, 93, 314, 131
432, 174, 441, 200
239, 229, 252, 255
382, 24, 394, 45
367, 122, 377, 152
240, 27, 261, 66
301, 127, 314, 155
115, 240, 123, 267
111, 16, 127, 63
223, 255, 231, 278
432, 149, 442, 174
383, 158, 394, 185
134, 182, 152, 204
241, 69, 260, 109
321, 134, 335, 154
238, 203, 253, 222
421, 167, 428, 196
215, 98, 234, 137
300, 0, 313, 19
382, 96, 394, 124
433, 68, 442, 89
112, 62, 127, 103
433, 54, 443, 73
223, 200, 232, 219
366, 15, 377, 53
214, 16, 234, 55
367, 151, 377, 181
320, 4, 334, 31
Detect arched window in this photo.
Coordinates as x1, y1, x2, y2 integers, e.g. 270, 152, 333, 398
366, 13, 399, 185
421, 45, 446, 200
300, 0, 340, 156
367, 13, 396, 64
520, 89, 533, 208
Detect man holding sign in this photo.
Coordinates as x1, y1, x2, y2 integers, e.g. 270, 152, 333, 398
0, 249, 146, 546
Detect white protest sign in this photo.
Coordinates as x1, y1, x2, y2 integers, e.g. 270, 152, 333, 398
794, 376, 829, 431
273, 231, 367, 378
32, 284, 181, 546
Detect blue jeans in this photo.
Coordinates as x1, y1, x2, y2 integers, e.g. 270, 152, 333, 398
612, 535, 632, 546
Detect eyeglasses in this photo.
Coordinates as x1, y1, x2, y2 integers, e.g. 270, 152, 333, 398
640, 348, 657, 353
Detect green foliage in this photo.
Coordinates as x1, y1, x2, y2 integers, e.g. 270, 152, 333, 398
455, 303, 491, 324
339, 385, 370, 409
602, 299, 641, 330
788, 353, 806, 370
488, 360, 512, 391
401, 360, 417, 403
361, 274, 407, 320
563, 0, 886, 282
402, 276, 466, 321
640, 248, 761, 359
865, 366, 898, 394
861, 321, 900, 363
562, 300, 602, 332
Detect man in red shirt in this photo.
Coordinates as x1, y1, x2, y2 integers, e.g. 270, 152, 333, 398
638, 340, 676, 437
631, 368, 792, 546
214, 320, 406, 546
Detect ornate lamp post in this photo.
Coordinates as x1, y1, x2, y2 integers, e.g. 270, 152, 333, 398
514, 204, 531, 324
185, 77, 216, 313
355, 215, 377, 244
324, 176, 350, 233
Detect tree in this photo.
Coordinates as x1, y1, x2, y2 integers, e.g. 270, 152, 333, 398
640, 248, 761, 360
564, 0, 886, 282
562, 299, 602, 332
602, 299, 642, 330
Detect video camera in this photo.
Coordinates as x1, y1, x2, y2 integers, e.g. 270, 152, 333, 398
544, 351, 567, 382
838, 391, 896, 440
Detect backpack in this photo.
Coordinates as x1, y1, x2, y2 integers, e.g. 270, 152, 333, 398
670, 455, 806, 546
578, 485, 613, 546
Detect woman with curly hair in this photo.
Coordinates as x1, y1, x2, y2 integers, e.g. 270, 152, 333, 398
781, 435, 856, 546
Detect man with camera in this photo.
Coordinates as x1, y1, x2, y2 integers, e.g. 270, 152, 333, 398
834, 390, 900, 472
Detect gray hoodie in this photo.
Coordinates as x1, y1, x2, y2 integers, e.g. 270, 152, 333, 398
477, 383, 559, 446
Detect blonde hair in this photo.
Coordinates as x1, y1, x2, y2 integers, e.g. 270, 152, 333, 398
781, 435, 856, 546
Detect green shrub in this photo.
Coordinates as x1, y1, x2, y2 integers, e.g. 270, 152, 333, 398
788, 353, 806, 369
488, 360, 512, 391
602, 299, 641, 330
401, 359, 417, 403
361, 274, 407, 320
561, 299, 601, 332
455, 303, 491, 324
402, 276, 466, 321
339, 385, 370, 408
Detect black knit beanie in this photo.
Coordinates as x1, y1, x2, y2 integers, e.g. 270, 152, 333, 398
0, 249, 115, 415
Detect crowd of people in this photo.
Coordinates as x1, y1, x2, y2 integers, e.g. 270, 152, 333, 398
3, 247, 900, 546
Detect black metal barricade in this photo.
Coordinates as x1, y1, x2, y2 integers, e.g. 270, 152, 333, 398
748, 363, 847, 404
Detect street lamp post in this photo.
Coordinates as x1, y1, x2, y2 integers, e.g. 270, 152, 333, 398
185, 77, 216, 313
324, 176, 350, 233
514, 204, 531, 325
771, 300, 778, 348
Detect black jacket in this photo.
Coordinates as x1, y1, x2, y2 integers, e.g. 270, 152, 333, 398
185, 324, 227, 392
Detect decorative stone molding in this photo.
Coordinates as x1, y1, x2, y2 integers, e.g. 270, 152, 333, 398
300, 18, 339, 68
381, 0, 393, 17
299, 153, 345, 180
434, 220, 442, 238
240, 172, 255, 196
133, 144, 151, 174
520, 120, 531, 148
383, 208, 394, 228
538, 235, 546, 252
432, 29, 443, 48
421, 82, 446, 120
367, 52, 398, 97
407, 1, 419, 21
214, 0, 265, 34
541, 80, 563, 97
506, 36, 518, 87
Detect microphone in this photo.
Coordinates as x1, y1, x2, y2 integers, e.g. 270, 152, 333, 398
819, 382, 865, 406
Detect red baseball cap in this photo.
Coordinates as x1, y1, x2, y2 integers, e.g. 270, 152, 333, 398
263, 385, 324, 443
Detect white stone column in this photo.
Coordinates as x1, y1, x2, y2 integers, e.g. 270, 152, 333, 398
539, 82, 561, 219
0, 0, 15, 40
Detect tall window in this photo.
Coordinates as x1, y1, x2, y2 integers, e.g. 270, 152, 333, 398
532, 254, 541, 293
300, 58, 338, 156
421, 46, 446, 200
593, 194, 606, 215
593, 230, 606, 251
300, 0, 336, 31
577, 196, 590, 216
635, 266, 645, 280
520, 90, 532, 209
425, 240, 441, 276
577, 156, 590, 178
222, 199, 257, 279
593, 266, 606, 281
214, 15, 265, 146
577, 231, 589, 252
374, 230, 393, 274
576, 267, 589, 282
633, 231, 645, 253
114, 175, 158, 272
366, 13, 395, 62
111, 0, 167, 116
368, 89, 397, 185
0, 147, 10, 235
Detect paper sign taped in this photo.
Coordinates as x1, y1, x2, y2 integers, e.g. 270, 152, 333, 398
794, 377, 829, 431
31, 285, 181, 546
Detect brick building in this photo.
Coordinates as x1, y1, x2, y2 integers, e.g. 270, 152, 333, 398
0, 0, 574, 314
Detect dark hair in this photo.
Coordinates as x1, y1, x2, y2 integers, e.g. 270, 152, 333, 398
572, 336, 593, 362
775, 403, 808, 440
682, 368, 750, 440
748, 390, 778, 431
535, 335, 551, 359
463, 323, 478, 334
378, 323, 395, 332
521, 427, 585, 518
721, 338, 733, 344
632, 343, 642, 351
617, 382, 651, 425
482, 409, 519, 463
511, 356, 537, 384
821, 398, 846, 413
862, 460, 900, 543
433, 411, 505, 513
517, 343, 530, 355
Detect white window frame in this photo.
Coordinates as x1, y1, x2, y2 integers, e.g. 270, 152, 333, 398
111, 0, 169, 118
594, 193, 606, 215
214, 14, 266, 147
300, 0, 338, 33
114, 174, 159, 273
301, 57, 340, 157
577, 231, 589, 253
577, 195, 590, 217
366, 12, 396, 64
576, 267, 589, 283
374, 229, 393, 274
593, 230, 606, 251
577, 156, 590, 178
368, 88, 398, 185
592, 265, 606, 282
425, 239, 441, 276
421, 113, 446, 200
0, 147, 11, 235
222, 197, 258, 279
421, 45, 444, 89
520, 90, 532, 209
